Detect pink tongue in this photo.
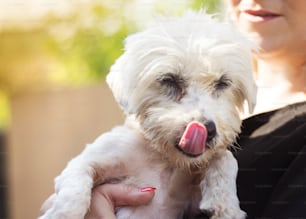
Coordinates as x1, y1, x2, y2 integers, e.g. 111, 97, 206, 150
178, 122, 207, 156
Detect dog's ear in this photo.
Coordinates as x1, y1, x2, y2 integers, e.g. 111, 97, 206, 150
106, 54, 133, 114
234, 63, 257, 115
209, 43, 257, 115
241, 78, 257, 114
239, 55, 257, 115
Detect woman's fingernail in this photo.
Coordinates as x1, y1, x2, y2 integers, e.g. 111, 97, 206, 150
140, 187, 157, 192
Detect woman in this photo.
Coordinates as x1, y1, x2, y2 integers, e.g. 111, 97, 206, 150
225, 0, 306, 217
41, 0, 306, 218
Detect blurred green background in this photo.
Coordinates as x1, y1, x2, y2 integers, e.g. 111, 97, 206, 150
0, 0, 221, 130
1, 1, 222, 218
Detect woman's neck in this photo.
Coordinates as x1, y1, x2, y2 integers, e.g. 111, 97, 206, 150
253, 56, 306, 114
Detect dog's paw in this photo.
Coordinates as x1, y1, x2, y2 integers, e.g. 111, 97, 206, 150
200, 202, 246, 219
39, 211, 84, 219
38, 204, 87, 219
38, 209, 68, 219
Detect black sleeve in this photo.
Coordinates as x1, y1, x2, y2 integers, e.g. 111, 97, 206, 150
232, 102, 306, 218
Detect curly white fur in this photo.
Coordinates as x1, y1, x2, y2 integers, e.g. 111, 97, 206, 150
39, 11, 256, 219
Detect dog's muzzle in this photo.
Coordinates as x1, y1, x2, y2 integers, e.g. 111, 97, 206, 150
177, 121, 216, 157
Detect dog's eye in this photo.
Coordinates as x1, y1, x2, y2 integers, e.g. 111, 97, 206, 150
157, 74, 185, 101
214, 75, 232, 91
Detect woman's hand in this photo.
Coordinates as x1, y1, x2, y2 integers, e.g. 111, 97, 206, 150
39, 184, 156, 219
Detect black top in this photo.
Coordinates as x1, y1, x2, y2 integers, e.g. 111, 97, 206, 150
233, 101, 306, 218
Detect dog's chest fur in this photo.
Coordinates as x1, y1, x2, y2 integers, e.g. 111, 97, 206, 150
110, 123, 205, 218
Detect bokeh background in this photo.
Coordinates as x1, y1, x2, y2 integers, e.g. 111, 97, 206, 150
0, 0, 221, 218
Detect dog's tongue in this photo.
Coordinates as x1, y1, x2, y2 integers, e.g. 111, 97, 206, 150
178, 122, 207, 156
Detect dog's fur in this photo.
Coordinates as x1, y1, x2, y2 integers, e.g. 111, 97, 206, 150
39, 11, 256, 219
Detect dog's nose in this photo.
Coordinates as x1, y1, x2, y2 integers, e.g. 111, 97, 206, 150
205, 121, 216, 141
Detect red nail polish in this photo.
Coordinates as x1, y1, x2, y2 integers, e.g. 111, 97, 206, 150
140, 187, 156, 192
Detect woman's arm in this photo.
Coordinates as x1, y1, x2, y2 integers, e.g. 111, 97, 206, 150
39, 184, 155, 219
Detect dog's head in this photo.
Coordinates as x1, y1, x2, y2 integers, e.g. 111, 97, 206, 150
107, 11, 256, 167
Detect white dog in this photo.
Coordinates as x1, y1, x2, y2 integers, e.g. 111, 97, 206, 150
39, 11, 256, 219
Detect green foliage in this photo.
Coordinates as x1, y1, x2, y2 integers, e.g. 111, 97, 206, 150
190, 0, 222, 13
45, 15, 131, 85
